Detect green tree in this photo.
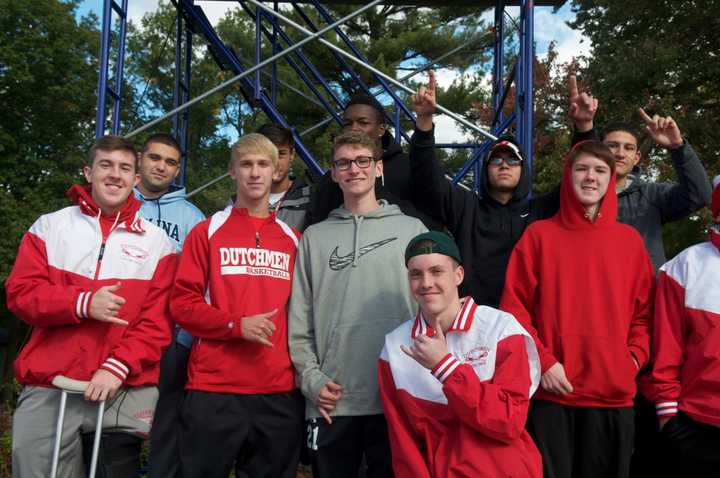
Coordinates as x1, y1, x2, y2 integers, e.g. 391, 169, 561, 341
570, 0, 720, 257
0, 0, 100, 399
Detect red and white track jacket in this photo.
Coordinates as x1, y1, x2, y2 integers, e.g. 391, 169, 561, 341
379, 298, 542, 478
170, 206, 300, 394
639, 236, 720, 427
6, 185, 177, 387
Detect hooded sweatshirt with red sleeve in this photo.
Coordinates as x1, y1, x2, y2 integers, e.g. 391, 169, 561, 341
170, 206, 300, 394
639, 178, 720, 427
6, 185, 177, 387
500, 154, 655, 408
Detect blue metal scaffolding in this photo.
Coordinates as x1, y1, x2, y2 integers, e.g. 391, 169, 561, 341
94, 0, 557, 194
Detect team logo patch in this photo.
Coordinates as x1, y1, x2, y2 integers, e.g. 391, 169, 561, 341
463, 345, 490, 365
328, 237, 397, 271
120, 244, 150, 264
133, 409, 154, 425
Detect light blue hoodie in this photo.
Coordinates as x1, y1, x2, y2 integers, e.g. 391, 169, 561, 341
134, 187, 205, 253
134, 186, 205, 347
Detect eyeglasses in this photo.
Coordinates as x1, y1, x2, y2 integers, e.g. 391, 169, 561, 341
332, 155, 375, 171
487, 156, 522, 167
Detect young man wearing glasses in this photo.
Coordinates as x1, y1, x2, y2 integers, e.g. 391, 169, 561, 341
408, 71, 592, 308
289, 130, 427, 477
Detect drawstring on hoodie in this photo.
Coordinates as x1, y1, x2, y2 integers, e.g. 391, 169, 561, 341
352, 215, 364, 267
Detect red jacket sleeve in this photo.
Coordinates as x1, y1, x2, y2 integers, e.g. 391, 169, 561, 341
500, 235, 558, 373
6, 230, 87, 327
627, 251, 655, 369
378, 356, 432, 478
438, 335, 532, 444
170, 222, 245, 341
640, 270, 685, 419
102, 251, 177, 382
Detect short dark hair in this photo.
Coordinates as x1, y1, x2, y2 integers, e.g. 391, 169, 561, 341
345, 93, 385, 125
88, 135, 137, 167
256, 123, 294, 149
601, 123, 641, 144
567, 140, 616, 171
141, 133, 182, 156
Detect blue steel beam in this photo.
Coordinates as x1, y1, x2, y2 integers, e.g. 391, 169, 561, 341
492, 0, 505, 127
516, 0, 534, 183
238, 3, 345, 125
292, 2, 412, 144
172, 12, 192, 187
95, 0, 129, 137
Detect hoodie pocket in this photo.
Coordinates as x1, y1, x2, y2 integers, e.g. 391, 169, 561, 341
559, 334, 637, 403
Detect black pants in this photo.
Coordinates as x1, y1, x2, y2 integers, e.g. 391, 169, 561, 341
629, 393, 666, 477
148, 331, 191, 478
307, 414, 394, 478
661, 411, 720, 477
527, 399, 634, 478
179, 389, 304, 478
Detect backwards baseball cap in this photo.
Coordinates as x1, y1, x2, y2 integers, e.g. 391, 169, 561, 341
712, 175, 720, 220
489, 136, 523, 162
405, 231, 463, 266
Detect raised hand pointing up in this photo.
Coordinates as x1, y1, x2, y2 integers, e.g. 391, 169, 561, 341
639, 108, 684, 150
567, 68, 598, 133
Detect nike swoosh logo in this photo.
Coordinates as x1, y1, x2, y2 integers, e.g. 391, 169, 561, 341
520, 213, 529, 218
328, 237, 397, 271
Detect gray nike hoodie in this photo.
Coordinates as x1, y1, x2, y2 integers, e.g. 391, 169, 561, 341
289, 200, 427, 418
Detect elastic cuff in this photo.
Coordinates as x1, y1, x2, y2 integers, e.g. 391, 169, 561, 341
75, 291, 94, 320
412, 127, 435, 145
430, 353, 461, 383
656, 401, 678, 417
100, 357, 129, 382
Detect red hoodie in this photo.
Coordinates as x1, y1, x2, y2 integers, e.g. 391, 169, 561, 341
500, 157, 655, 407
6, 185, 177, 387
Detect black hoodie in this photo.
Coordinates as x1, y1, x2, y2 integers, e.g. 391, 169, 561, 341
409, 127, 562, 307
306, 132, 444, 230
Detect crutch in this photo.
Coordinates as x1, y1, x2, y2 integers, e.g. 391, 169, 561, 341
50, 375, 105, 478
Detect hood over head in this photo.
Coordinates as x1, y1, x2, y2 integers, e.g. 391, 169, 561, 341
557, 141, 618, 229
480, 134, 531, 203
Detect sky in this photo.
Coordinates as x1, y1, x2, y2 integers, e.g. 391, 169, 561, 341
78, 1, 590, 142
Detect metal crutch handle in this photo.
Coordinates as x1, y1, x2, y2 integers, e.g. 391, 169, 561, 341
50, 375, 106, 478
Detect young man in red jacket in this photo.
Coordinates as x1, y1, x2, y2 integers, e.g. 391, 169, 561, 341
501, 141, 655, 478
6, 135, 177, 477
379, 231, 542, 477
170, 133, 304, 478
638, 175, 720, 477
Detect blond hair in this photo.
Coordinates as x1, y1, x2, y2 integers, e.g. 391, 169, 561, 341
230, 133, 278, 169
333, 130, 380, 158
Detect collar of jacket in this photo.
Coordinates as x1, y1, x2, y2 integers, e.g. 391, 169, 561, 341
411, 297, 478, 338
66, 184, 144, 233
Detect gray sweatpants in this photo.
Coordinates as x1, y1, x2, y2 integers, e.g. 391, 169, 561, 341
12, 385, 158, 478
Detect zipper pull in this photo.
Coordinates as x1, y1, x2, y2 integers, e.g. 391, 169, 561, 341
255, 232, 260, 248
98, 243, 106, 261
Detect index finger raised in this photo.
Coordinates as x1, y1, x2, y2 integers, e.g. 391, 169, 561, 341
638, 107, 653, 124
567, 70, 578, 97
428, 70, 436, 91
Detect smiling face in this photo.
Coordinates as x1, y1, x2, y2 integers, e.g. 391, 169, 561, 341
331, 144, 382, 200
571, 153, 612, 211
342, 104, 385, 146
84, 149, 139, 214
407, 253, 464, 318
230, 152, 275, 204
138, 141, 181, 195
603, 130, 640, 179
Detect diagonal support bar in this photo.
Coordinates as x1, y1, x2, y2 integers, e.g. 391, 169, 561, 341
247, 0, 496, 142
125, 0, 383, 139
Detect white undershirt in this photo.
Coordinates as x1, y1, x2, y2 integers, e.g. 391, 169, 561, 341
269, 191, 286, 207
